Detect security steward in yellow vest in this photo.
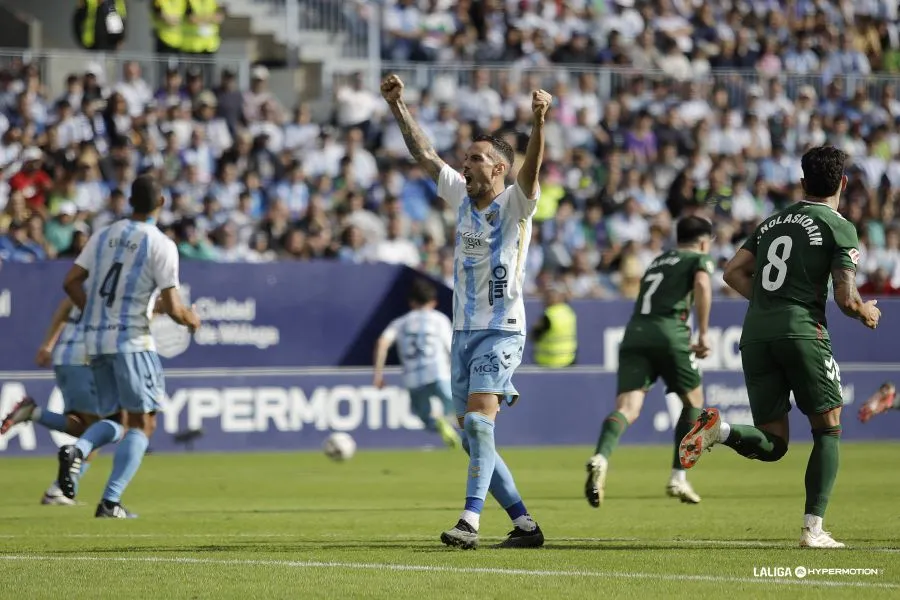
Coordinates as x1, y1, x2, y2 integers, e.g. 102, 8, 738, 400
532, 287, 578, 368
152, 0, 188, 55
75, 0, 127, 51
183, 0, 222, 55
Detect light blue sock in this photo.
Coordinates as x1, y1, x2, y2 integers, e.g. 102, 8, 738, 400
103, 430, 149, 503
74, 420, 124, 457
35, 409, 68, 433
462, 413, 496, 514
461, 432, 526, 516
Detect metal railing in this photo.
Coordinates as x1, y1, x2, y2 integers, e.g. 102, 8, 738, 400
369, 62, 900, 106
0, 48, 251, 97
250, 0, 375, 60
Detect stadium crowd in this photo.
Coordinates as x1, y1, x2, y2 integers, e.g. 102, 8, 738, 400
3, 0, 900, 298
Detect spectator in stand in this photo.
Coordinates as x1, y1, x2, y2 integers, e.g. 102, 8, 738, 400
9, 148, 52, 216
0, 219, 45, 262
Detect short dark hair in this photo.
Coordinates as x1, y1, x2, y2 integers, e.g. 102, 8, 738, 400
473, 134, 514, 167
801, 146, 847, 198
130, 174, 160, 214
676, 216, 713, 244
409, 278, 437, 306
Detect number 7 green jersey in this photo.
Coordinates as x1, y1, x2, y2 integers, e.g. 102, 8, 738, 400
739, 201, 860, 345
622, 249, 716, 346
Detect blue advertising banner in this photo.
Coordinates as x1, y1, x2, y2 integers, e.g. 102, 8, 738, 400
0, 367, 896, 456
1, 261, 899, 369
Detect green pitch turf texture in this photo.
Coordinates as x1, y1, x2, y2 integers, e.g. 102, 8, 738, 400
1, 443, 898, 599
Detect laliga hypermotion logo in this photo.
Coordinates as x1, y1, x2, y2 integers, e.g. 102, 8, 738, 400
150, 285, 192, 359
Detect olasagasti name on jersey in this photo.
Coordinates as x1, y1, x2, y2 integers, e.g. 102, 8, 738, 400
756, 213, 824, 246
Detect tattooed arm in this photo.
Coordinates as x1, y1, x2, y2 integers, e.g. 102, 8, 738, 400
381, 75, 446, 182
832, 267, 881, 329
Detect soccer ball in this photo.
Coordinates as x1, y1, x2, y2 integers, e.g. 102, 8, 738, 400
323, 432, 356, 461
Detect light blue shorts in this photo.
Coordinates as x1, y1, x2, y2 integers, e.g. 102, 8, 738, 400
54, 365, 99, 416
408, 380, 453, 410
91, 351, 166, 417
451, 330, 525, 417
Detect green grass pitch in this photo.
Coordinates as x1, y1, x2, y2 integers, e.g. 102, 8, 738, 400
1, 443, 898, 599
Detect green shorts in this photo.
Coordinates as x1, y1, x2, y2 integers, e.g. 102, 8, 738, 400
740, 338, 844, 425
617, 343, 701, 396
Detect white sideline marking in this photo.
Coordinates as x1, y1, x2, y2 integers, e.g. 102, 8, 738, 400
0, 533, 897, 552
0, 555, 896, 589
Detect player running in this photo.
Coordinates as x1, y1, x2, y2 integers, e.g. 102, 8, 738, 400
57, 173, 201, 518
585, 216, 714, 508
679, 146, 881, 548
1, 298, 101, 505
382, 73, 549, 549
373, 279, 461, 449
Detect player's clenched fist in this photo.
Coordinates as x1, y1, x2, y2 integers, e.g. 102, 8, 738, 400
381, 74, 404, 103
532, 89, 552, 119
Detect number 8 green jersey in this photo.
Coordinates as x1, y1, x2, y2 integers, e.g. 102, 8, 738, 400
739, 201, 860, 344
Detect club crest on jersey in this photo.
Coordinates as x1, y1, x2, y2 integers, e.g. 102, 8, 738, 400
485, 210, 499, 226
848, 248, 860, 265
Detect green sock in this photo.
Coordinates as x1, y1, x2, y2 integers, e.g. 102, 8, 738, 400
673, 407, 702, 470
595, 411, 629, 458
805, 426, 841, 517
723, 424, 788, 462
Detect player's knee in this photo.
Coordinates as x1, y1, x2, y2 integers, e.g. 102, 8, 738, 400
615, 392, 644, 423
463, 411, 493, 442
465, 393, 500, 419
763, 435, 789, 462
125, 412, 156, 437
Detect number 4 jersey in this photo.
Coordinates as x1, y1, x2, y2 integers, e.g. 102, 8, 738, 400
622, 249, 715, 349
740, 201, 859, 345
380, 308, 453, 390
75, 219, 180, 356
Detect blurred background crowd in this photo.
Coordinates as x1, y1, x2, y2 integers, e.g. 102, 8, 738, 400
3, 0, 900, 298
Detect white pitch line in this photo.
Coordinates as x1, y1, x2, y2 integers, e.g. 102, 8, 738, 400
0, 555, 896, 590
0, 533, 897, 552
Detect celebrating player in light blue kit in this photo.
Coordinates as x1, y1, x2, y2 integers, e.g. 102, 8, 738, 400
373, 279, 460, 449
57, 173, 201, 518
382, 74, 550, 549
1, 298, 101, 505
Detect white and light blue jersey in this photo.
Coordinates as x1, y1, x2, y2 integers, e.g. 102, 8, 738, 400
437, 165, 538, 333
75, 219, 180, 356
51, 306, 88, 366
381, 308, 453, 389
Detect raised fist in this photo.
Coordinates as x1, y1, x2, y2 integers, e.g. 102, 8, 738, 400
381, 74, 405, 103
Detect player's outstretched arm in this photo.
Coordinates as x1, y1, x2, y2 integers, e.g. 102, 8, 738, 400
516, 90, 552, 201
832, 267, 881, 329
158, 287, 201, 333
63, 265, 89, 312
372, 335, 392, 389
691, 270, 713, 358
381, 74, 446, 182
723, 249, 755, 300
35, 297, 75, 367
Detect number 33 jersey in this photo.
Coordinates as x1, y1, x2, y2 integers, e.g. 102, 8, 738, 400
75, 220, 180, 356
740, 201, 860, 345
437, 165, 538, 334
381, 308, 453, 389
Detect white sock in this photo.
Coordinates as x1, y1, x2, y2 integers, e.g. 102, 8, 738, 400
460, 510, 480, 531
31, 406, 43, 421
804, 514, 823, 534
512, 514, 537, 532
670, 469, 686, 483
717, 421, 731, 443
46, 481, 61, 496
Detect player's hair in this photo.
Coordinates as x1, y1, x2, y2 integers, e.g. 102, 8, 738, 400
130, 173, 161, 214
676, 216, 713, 245
409, 278, 437, 306
801, 146, 847, 198
474, 134, 515, 168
